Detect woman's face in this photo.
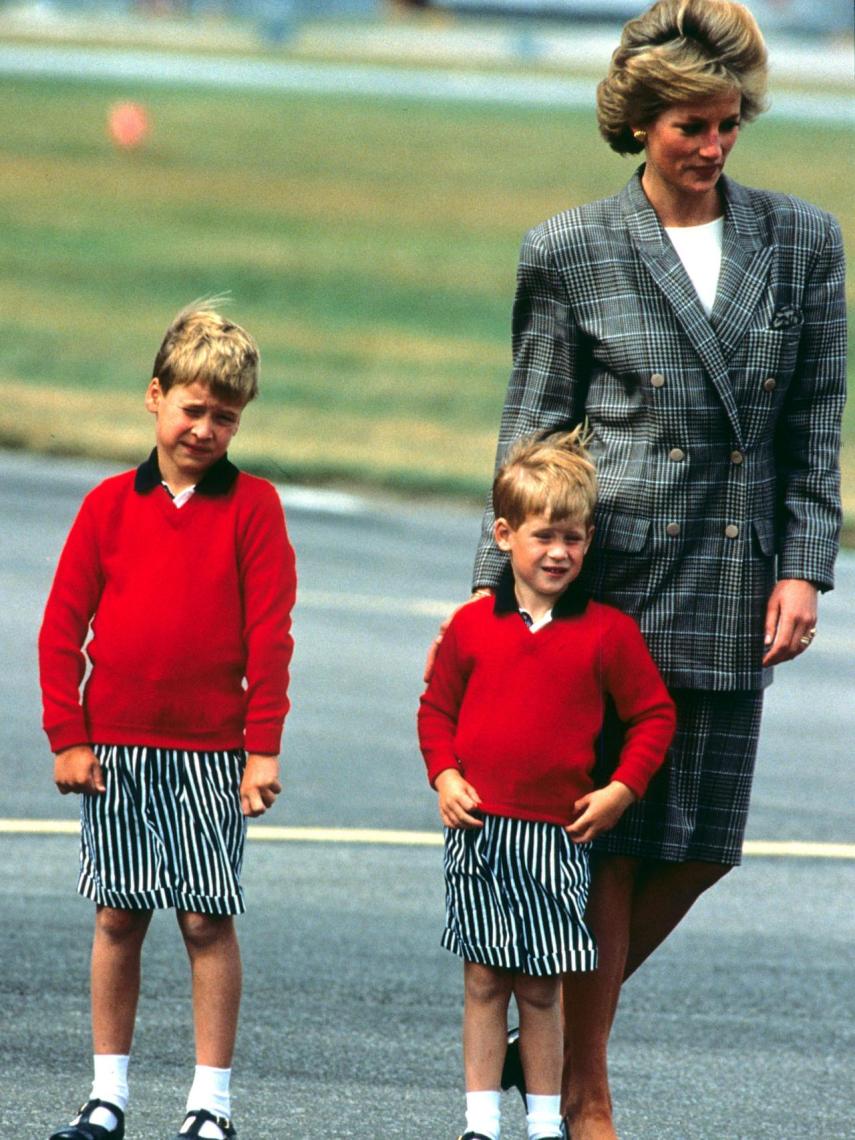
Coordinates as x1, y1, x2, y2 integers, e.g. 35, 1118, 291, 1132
640, 92, 742, 206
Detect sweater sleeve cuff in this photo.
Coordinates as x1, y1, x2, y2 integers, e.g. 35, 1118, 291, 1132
47, 720, 91, 754
244, 726, 284, 755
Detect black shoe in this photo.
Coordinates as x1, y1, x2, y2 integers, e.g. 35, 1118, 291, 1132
49, 1099, 125, 1140
457, 1134, 494, 1139
500, 1025, 527, 1104
174, 1109, 236, 1140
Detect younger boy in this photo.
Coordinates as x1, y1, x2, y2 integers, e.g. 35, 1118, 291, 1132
39, 302, 296, 1140
418, 430, 675, 1140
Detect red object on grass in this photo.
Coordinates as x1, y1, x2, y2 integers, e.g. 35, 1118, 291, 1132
107, 102, 150, 149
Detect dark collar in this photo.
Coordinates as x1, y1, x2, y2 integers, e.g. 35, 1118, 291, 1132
493, 561, 589, 619
134, 448, 240, 496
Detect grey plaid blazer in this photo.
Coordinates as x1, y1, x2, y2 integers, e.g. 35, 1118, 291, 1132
473, 170, 846, 690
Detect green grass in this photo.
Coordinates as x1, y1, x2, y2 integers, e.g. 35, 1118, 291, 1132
0, 73, 852, 531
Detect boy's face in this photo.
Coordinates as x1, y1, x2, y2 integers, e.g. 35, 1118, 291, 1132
494, 512, 593, 614
145, 377, 244, 489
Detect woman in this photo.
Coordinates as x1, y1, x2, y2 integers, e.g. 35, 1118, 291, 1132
462, 1, 846, 1136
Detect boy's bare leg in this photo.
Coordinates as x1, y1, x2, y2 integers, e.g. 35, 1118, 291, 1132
178, 912, 242, 1067
463, 961, 514, 1090
91, 905, 153, 1053
622, 860, 731, 980
515, 973, 562, 1094
562, 856, 638, 1140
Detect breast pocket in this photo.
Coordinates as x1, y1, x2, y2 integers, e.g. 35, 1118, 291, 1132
739, 328, 801, 384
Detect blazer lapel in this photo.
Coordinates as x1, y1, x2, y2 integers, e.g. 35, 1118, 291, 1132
711, 176, 774, 359
621, 172, 749, 448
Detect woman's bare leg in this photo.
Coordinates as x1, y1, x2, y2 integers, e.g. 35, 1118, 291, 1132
623, 860, 731, 979
562, 856, 732, 1137
562, 856, 638, 1139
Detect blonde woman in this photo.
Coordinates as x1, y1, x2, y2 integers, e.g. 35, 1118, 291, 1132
455, 1, 846, 1135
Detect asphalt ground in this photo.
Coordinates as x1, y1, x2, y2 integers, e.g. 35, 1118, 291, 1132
2, 450, 854, 1139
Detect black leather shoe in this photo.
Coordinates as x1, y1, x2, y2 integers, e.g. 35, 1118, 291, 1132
174, 1109, 236, 1139
49, 1099, 125, 1140
500, 1025, 527, 1104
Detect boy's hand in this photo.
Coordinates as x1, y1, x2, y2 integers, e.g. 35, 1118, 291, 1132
423, 590, 494, 682
434, 768, 483, 829
241, 753, 282, 817
54, 746, 105, 796
566, 781, 636, 844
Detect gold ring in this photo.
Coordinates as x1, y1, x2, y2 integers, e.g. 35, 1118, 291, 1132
799, 636, 811, 647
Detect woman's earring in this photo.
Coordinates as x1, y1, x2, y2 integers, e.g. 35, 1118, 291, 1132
632, 128, 647, 143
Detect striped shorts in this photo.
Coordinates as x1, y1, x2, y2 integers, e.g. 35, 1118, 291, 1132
79, 745, 247, 915
594, 689, 764, 866
442, 814, 597, 976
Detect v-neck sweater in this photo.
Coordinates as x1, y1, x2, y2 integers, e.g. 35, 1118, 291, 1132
39, 461, 296, 754
418, 593, 675, 825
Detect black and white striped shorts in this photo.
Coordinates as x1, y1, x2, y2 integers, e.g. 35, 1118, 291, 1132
442, 814, 597, 976
79, 745, 247, 915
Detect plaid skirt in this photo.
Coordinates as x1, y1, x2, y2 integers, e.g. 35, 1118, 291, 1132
78, 744, 248, 915
594, 689, 764, 866
442, 814, 598, 976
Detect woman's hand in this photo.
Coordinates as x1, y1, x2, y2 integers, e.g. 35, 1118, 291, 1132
762, 579, 818, 666
423, 589, 494, 682
435, 768, 483, 829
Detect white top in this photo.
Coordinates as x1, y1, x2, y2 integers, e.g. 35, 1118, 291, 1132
664, 215, 724, 317
162, 482, 196, 509
520, 607, 553, 633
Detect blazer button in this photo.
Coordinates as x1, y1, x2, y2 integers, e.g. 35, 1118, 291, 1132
730, 450, 744, 465
762, 377, 777, 392
666, 522, 681, 537
651, 373, 666, 388
724, 524, 740, 539
669, 448, 686, 462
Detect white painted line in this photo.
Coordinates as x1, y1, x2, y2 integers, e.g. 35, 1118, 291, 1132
249, 826, 442, 846
742, 840, 855, 860
297, 588, 453, 619
277, 485, 368, 516
2, 820, 854, 859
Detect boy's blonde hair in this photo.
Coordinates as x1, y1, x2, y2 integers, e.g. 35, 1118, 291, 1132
493, 427, 597, 529
151, 298, 259, 404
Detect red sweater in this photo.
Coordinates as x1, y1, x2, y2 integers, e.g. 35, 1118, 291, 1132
39, 455, 296, 755
418, 577, 675, 826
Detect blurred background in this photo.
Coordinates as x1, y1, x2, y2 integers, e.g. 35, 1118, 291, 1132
0, 0, 852, 526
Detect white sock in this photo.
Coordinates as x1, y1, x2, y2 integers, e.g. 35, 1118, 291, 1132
87, 1053, 129, 1131
465, 1089, 501, 1140
185, 1065, 232, 1137
526, 1093, 562, 1139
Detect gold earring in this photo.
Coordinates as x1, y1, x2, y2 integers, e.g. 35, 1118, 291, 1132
632, 128, 647, 143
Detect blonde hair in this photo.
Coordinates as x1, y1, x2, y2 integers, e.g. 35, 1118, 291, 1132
597, 0, 768, 155
151, 298, 259, 404
493, 427, 597, 529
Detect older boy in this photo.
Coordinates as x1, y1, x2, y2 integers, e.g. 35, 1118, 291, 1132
418, 430, 675, 1140
39, 302, 296, 1140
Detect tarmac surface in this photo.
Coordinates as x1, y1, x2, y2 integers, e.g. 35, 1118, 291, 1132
1, 449, 854, 1139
